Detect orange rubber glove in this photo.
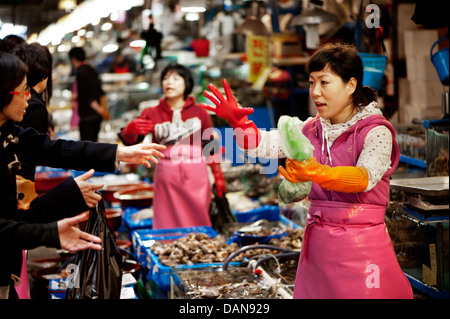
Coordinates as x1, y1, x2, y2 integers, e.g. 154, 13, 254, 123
278, 158, 369, 193
202, 79, 261, 149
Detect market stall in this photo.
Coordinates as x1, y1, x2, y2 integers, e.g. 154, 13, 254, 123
0, 0, 448, 302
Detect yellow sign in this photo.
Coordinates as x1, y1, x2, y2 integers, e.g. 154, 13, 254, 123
246, 35, 270, 83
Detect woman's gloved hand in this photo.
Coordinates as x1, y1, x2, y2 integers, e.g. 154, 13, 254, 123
120, 118, 154, 144
278, 157, 369, 193
202, 79, 261, 149
209, 162, 226, 197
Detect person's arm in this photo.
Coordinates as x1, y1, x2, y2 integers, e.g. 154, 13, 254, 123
279, 157, 369, 193
0, 217, 60, 250
17, 169, 104, 225
356, 126, 393, 191
278, 126, 393, 193
1, 215, 101, 252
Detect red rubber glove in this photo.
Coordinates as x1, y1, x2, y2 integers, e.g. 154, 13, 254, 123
209, 162, 226, 197
120, 118, 154, 145
278, 157, 369, 193
202, 79, 261, 149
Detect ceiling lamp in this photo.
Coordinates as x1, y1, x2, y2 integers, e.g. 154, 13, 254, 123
236, 0, 270, 37
58, 0, 77, 12
180, 0, 206, 13
290, 0, 338, 49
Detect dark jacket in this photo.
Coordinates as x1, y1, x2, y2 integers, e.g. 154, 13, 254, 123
0, 120, 118, 286
17, 88, 49, 181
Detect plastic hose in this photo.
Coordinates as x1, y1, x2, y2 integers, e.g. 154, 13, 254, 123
222, 244, 295, 270
252, 251, 300, 273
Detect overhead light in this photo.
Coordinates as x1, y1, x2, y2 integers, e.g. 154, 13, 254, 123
129, 39, 146, 48
57, 44, 69, 52
103, 43, 119, 53
180, 0, 206, 13
58, 0, 77, 12
77, 29, 86, 36
185, 12, 200, 21
235, 1, 270, 37
101, 22, 112, 31
290, 0, 338, 49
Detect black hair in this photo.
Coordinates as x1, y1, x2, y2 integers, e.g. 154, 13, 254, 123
0, 34, 26, 53
306, 42, 376, 107
0, 52, 28, 111
160, 63, 194, 99
68, 47, 86, 62
13, 43, 50, 88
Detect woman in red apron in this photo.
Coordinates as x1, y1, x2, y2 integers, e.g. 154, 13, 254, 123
120, 64, 225, 229
202, 43, 413, 298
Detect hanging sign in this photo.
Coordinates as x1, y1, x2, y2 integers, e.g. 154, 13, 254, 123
246, 35, 270, 83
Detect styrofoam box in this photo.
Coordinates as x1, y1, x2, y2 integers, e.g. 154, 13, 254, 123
408, 79, 443, 107
403, 30, 438, 56
406, 55, 441, 82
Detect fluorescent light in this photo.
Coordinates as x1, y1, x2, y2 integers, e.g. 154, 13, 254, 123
181, 7, 206, 13
129, 39, 146, 48
103, 43, 118, 53
185, 12, 200, 21
180, 0, 206, 13
101, 22, 112, 31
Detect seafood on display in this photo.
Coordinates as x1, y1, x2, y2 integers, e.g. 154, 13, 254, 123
150, 233, 242, 267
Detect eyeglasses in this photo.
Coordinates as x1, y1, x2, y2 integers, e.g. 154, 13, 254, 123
9, 90, 31, 98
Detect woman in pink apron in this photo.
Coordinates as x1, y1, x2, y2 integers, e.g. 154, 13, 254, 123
202, 43, 413, 298
120, 64, 225, 229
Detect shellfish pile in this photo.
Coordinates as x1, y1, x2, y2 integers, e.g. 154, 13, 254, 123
267, 228, 303, 250
150, 233, 241, 267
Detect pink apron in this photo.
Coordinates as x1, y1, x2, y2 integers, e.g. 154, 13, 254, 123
293, 200, 413, 299
14, 250, 30, 299
152, 144, 212, 229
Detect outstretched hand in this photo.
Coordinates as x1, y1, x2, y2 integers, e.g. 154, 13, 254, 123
117, 143, 166, 168
74, 169, 103, 208
57, 212, 102, 252
201, 79, 254, 126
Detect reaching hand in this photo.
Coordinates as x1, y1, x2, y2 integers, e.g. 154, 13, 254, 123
74, 169, 104, 208
57, 212, 102, 252
117, 143, 166, 168
202, 79, 254, 127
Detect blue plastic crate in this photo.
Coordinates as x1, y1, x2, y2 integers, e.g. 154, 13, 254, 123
131, 226, 245, 293
131, 226, 219, 267
233, 205, 281, 223
122, 206, 153, 232
230, 205, 302, 246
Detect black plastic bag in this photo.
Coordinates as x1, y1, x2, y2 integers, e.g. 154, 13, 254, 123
66, 199, 123, 299
209, 186, 236, 232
